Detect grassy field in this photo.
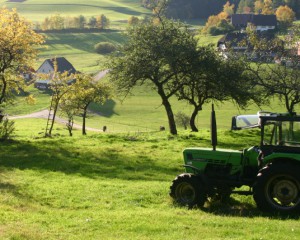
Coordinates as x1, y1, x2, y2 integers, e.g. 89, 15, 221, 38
6, 81, 297, 134
37, 31, 126, 72
1, 122, 299, 240
1, 3, 300, 239
0, 0, 150, 26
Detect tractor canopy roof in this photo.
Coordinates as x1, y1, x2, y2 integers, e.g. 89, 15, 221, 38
231, 112, 300, 130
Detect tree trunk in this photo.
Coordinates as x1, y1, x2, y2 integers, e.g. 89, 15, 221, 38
162, 97, 177, 135
82, 107, 87, 135
48, 101, 59, 135
190, 107, 199, 132
0, 76, 7, 106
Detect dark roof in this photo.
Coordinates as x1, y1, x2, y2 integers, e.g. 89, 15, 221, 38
231, 14, 277, 27
39, 57, 76, 74
252, 14, 277, 26
217, 32, 248, 47
231, 14, 252, 27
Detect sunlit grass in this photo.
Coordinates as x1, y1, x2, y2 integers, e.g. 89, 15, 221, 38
0, 127, 299, 239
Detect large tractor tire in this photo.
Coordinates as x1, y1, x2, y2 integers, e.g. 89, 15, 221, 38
170, 173, 206, 208
253, 163, 300, 214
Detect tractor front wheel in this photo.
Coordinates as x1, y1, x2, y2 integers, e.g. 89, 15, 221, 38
170, 173, 206, 208
253, 163, 300, 214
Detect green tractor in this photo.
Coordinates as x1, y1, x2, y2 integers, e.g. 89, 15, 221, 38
170, 107, 300, 214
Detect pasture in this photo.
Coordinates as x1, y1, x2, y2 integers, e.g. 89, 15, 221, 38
0, 0, 150, 25
1, 122, 300, 239
1, 2, 300, 239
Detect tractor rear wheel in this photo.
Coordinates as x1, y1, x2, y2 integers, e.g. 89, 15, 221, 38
170, 173, 206, 208
253, 163, 300, 214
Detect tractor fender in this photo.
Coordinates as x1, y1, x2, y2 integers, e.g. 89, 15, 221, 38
264, 157, 300, 166
263, 153, 300, 166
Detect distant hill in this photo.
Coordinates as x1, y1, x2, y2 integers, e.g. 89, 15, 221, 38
0, 0, 151, 25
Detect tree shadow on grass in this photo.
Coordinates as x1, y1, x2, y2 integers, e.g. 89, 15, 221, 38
199, 197, 300, 220
0, 139, 173, 182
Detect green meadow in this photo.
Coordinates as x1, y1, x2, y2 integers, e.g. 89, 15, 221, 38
1, 122, 300, 240
1, 1, 300, 239
0, 0, 150, 24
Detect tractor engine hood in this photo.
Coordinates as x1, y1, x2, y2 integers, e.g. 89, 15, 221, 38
183, 147, 242, 165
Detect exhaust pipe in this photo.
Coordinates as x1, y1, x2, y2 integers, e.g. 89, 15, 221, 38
211, 104, 217, 151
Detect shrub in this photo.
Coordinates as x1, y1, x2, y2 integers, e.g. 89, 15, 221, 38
0, 118, 15, 141
94, 42, 116, 54
175, 111, 189, 130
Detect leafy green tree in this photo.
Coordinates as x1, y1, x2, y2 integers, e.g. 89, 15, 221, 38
41, 61, 75, 136
94, 42, 116, 54
245, 27, 300, 114
62, 73, 113, 135
177, 45, 261, 132
108, 18, 198, 135
0, 117, 15, 141
78, 15, 86, 29
88, 16, 97, 28
175, 111, 189, 130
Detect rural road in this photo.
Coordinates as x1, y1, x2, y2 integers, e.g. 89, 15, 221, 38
8, 109, 103, 132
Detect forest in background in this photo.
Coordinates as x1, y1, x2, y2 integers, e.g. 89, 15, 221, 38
142, 0, 300, 19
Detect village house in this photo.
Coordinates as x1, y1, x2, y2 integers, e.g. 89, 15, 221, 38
231, 14, 277, 32
34, 57, 76, 89
218, 14, 279, 61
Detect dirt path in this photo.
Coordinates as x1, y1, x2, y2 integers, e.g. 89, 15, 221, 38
8, 109, 103, 132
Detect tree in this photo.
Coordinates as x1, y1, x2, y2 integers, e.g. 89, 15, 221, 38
78, 15, 86, 29
254, 0, 264, 14
88, 16, 97, 28
49, 13, 65, 30
237, 0, 254, 13
262, 0, 274, 14
276, 5, 295, 28
175, 111, 189, 130
59, 97, 79, 136
108, 18, 198, 135
246, 28, 300, 114
128, 16, 140, 25
202, 1, 234, 35
61, 73, 112, 135
96, 14, 110, 29
42, 17, 51, 30
41, 60, 75, 136
223, 1, 235, 16
177, 45, 261, 132
94, 42, 116, 54
0, 8, 44, 113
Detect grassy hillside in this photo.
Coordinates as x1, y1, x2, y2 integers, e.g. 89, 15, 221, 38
37, 31, 126, 72
0, 0, 150, 26
6, 82, 295, 134
0, 126, 299, 239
